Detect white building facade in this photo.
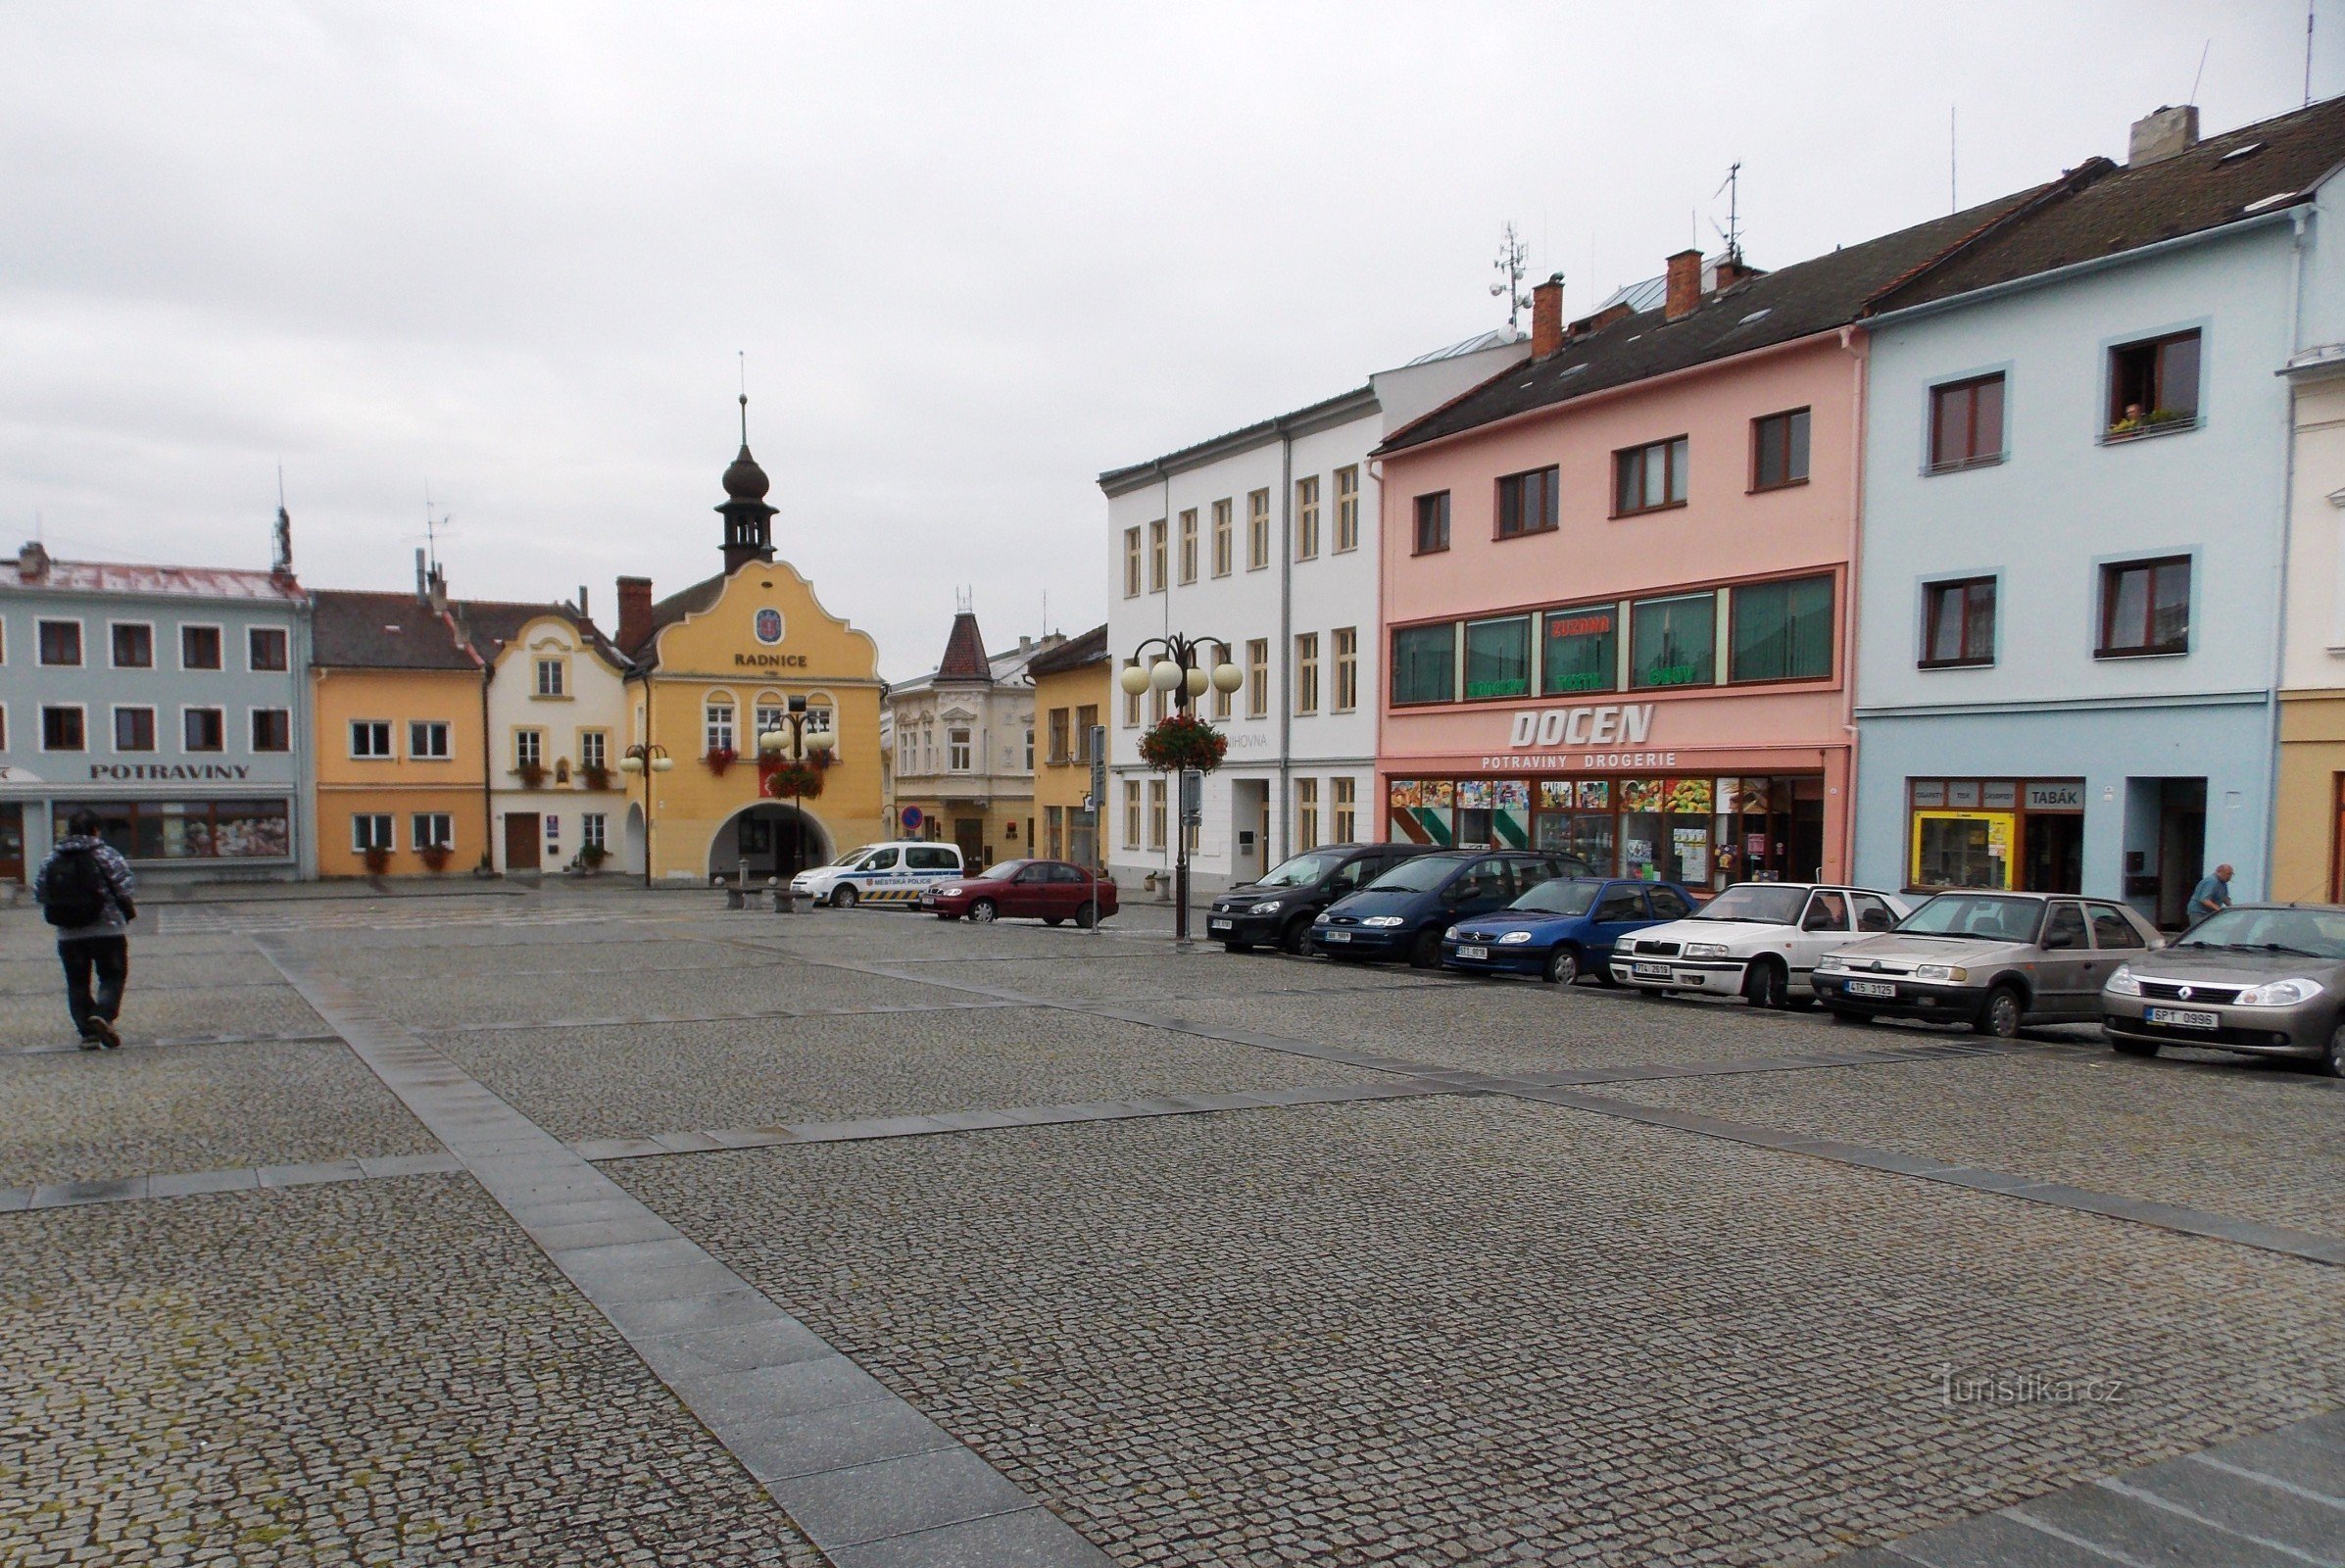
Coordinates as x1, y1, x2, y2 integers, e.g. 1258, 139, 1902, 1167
479, 606, 634, 875
1099, 333, 1529, 895
884, 611, 1058, 868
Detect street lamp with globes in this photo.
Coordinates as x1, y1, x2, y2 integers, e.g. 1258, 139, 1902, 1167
756, 696, 838, 881
615, 742, 676, 888
1120, 633, 1245, 944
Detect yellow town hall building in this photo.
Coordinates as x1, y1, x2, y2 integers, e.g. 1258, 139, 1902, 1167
616, 404, 884, 881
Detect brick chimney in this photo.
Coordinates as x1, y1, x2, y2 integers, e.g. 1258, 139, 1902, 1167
1712, 254, 1754, 290
1531, 273, 1565, 358
1664, 249, 1703, 321
616, 575, 654, 655
2128, 104, 2199, 166
17, 540, 49, 582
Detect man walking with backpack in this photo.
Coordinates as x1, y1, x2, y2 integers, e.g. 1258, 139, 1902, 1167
32, 809, 138, 1050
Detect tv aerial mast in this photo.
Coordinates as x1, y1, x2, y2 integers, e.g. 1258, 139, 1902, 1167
1490, 221, 1531, 336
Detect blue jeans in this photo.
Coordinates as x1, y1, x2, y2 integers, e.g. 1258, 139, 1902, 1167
59, 936, 128, 1037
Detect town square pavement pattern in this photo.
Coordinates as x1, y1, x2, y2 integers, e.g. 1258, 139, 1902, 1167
3, 885, 2341, 1566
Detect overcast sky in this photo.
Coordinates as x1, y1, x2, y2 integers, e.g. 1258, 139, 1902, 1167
3, 2, 2337, 679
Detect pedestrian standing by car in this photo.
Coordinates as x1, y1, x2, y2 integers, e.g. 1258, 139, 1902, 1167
2187, 863, 2234, 925
32, 809, 138, 1050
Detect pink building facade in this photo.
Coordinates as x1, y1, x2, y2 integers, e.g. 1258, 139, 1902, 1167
1370, 248, 1910, 890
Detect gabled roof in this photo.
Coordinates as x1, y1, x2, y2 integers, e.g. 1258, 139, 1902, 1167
459, 600, 625, 669
1027, 621, 1108, 676
1378, 187, 2048, 456
7, 550, 304, 603
311, 590, 478, 671
1870, 95, 2345, 315
936, 611, 993, 683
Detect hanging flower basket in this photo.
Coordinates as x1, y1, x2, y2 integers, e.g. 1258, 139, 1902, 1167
1140, 711, 1228, 773
705, 746, 738, 775
764, 760, 825, 800
419, 843, 452, 873
362, 845, 392, 875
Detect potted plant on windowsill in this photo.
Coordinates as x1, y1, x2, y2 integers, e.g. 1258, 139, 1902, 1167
581, 761, 610, 792
419, 842, 452, 873
362, 845, 391, 876
577, 843, 608, 875
516, 760, 547, 789
2106, 406, 2195, 440
706, 746, 738, 776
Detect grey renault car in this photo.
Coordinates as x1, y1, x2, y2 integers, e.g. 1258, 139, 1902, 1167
2100, 903, 2345, 1073
1811, 890, 2164, 1038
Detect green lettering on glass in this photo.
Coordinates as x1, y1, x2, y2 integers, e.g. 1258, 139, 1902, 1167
1643, 664, 1701, 686
1465, 679, 1528, 698
1547, 671, 1605, 692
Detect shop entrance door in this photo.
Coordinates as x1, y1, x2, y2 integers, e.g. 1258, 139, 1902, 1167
2156, 779, 2206, 929
0, 804, 22, 883
2021, 813, 2084, 893
504, 812, 541, 871
953, 817, 984, 871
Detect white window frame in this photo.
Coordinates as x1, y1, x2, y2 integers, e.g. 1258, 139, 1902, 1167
948, 726, 973, 772
1333, 775, 1356, 842
180, 705, 227, 754
246, 623, 291, 673
1296, 777, 1320, 851
411, 812, 454, 851
1333, 627, 1358, 711
409, 719, 451, 760
514, 727, 545, 769
578, 729, 608, 771
108, 619, 156, 670
1123, 778, 1142, 848
1295, 474, 1320, 561
177, 621, 225, 672
1123, 527, 1143, 598
39, 703, 87, 752
581, 811, 608, 850
1334, 466, 1360, 553
1246, 639, 1269, 719
534, 656, 567, 698
36, 617, 83, 668
1295, 632, 1319, 714
1212, 499, 1233, 577
112, 704, 157, 754
706, 700, 736, 756
352, 812, 395, 853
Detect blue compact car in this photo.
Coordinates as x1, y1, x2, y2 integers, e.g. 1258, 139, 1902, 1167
1312, 849, 1592, 969
1442, 877, 1701, 985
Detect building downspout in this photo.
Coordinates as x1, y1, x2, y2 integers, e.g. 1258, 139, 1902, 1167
477, 654, 495, 873
1838, 324, 1867, 884
2265, 208, 2314, 901
1277, 426, 1294, 865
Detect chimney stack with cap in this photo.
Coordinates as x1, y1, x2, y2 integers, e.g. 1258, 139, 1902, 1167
1664, 249, 1704, 321
18, 540, 49, 582
1531, 273, 1565, 358
617, 575, 654, 655
415, 547, 429, 605
2128, 104, 2200, 165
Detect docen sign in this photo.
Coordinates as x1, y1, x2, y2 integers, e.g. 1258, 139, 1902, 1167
1482, 704, 1677, 770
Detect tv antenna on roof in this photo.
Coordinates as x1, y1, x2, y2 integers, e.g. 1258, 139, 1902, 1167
414, 482, 454, 571
1711, 163, 1744, 263
1490, 221, 1531, 336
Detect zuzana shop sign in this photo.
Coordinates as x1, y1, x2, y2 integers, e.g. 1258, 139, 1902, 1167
1480, 705, 1674, 770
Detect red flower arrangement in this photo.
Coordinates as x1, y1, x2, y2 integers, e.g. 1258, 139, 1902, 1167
705, 746, 738, 775
1139, 711, 1228, 773
764, 760, 826, 800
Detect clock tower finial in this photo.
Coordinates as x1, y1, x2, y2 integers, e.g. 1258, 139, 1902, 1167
717, 390, 776, 573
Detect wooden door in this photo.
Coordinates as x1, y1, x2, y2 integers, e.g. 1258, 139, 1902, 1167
504, 812, 541, 871
0, 805, 23, 884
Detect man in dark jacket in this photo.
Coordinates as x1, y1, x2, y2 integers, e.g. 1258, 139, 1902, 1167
32, 809, 138, 1049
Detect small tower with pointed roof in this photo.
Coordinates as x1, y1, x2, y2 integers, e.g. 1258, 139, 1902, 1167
718, 394, 777, 573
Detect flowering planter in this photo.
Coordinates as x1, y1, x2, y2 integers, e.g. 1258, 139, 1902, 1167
581, 763, 610, 792
362, 846, 391, 876
764, 761, 826, 800
706, 748, 738, 776
1139, 712, 1229, 773
419, 844, 452, 873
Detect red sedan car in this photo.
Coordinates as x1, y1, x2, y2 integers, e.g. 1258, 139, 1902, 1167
920, 859, 1117, 926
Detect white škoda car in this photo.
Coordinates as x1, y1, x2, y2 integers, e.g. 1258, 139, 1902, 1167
1608, 881, 1914, 1008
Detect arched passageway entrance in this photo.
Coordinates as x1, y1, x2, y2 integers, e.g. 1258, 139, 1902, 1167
708, 803, 832, 882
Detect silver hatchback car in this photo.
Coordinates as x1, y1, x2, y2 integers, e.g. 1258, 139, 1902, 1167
1811, 890, 2165, 1038
2100, 904, 2345, 1074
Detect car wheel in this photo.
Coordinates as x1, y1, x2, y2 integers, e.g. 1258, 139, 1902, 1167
2320, 1023, 2345, 1078
1829, 1008, 1872, 1025
2110, 1036, 2159, 1058
968, 899, 999, 924
1280, 916, 1314, 956
831, 884, 858, 909
1974, 985, 2024, 1039
1743, 957, 1789, 1010
1073, 901, 1098, 929
1542, 946, 1581, 986
1407, 928, 1442, 969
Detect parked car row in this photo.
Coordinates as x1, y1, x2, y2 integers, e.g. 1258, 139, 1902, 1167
1210, 845, 2345, 1075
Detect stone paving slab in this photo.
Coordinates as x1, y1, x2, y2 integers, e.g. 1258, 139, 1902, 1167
425, 1007, 1407, 1143
0, 1173, 829, 1566
0, 979, 328, 1053
355, 962, 916, 1029
0, 1037, 439, 1189
1602, 1050, 2345, 1241
618, 1095, 2345, 1568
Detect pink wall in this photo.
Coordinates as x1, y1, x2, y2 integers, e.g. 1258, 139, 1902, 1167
1374, 329, 1867, 877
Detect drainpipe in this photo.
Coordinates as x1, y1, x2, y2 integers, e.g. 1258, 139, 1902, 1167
2264, 209, 2314, 902
1838, 324, 1866, 886
1278, 425, 1294, 867
477, 651, 495, 873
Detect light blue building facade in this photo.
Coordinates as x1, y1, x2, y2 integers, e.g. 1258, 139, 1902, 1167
0, 531, 317, 886
1851, 102, 2344, 926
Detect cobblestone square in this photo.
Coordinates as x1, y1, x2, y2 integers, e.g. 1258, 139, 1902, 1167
4, 886, 2340, 1567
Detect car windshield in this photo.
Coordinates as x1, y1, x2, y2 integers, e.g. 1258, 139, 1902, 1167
983, 859, 1033, 880
1256, 851, 1347, 889
1365, 857, 1460, 893
2174, 906, 2345, 960
1510, 879, 1601, 916
1693, 884, 1806, 924
1897, 894, 2042, 943
830, 846, 878, 868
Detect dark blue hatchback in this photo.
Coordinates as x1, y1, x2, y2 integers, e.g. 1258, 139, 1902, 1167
1442, 877, 1700, 985
1311, 849, 1591, 969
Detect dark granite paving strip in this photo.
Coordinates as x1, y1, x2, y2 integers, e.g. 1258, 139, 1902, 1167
570, 1080, 1457, 1163
1834, 1406, 2345, 1565
432, 998, 1033, 1035
1511, 1082, 2345, 1268
254, 935, 1114, 1568
0, 1151, 466, 1212
6, 1029, 342, 1056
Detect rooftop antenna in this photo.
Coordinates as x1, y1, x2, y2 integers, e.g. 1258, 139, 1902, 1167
1711, 162, 1744, 262
1490, 221, 1531, 336
272, 464, 293, 575
1950, 105, 1959, 213
738, 350, 750, 445
2189, 37, 2211, 106
416, 482, 453, 573
2308, 1, 2318, 107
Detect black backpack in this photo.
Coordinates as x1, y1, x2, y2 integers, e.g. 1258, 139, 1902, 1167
42, 846, 110, 928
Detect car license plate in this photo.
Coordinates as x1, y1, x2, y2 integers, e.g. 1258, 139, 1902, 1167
1323, 930, 1350, 944
1208, 918, 1232, 931
1458, 945, 1489, 960
1846, 980, 1897, 999
2145, 1005, 2220, 1029
1634, 961, 1672, 978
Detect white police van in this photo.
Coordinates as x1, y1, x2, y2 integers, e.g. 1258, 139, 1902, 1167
792, 841, 963, 907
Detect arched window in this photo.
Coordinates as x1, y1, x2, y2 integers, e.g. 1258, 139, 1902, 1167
753, 692, 786, 747
704, 692, 736, 756
806, 690, 839, 758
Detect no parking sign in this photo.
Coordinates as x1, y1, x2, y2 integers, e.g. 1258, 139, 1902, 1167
902, 806, 924, 834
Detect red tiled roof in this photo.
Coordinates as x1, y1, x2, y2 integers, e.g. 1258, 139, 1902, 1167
936, 611, 993, 683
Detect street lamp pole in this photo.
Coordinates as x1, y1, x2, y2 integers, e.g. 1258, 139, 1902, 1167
615, 742, 674, 889
1120, 633, 1245, 946
757, 696, 837, 879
